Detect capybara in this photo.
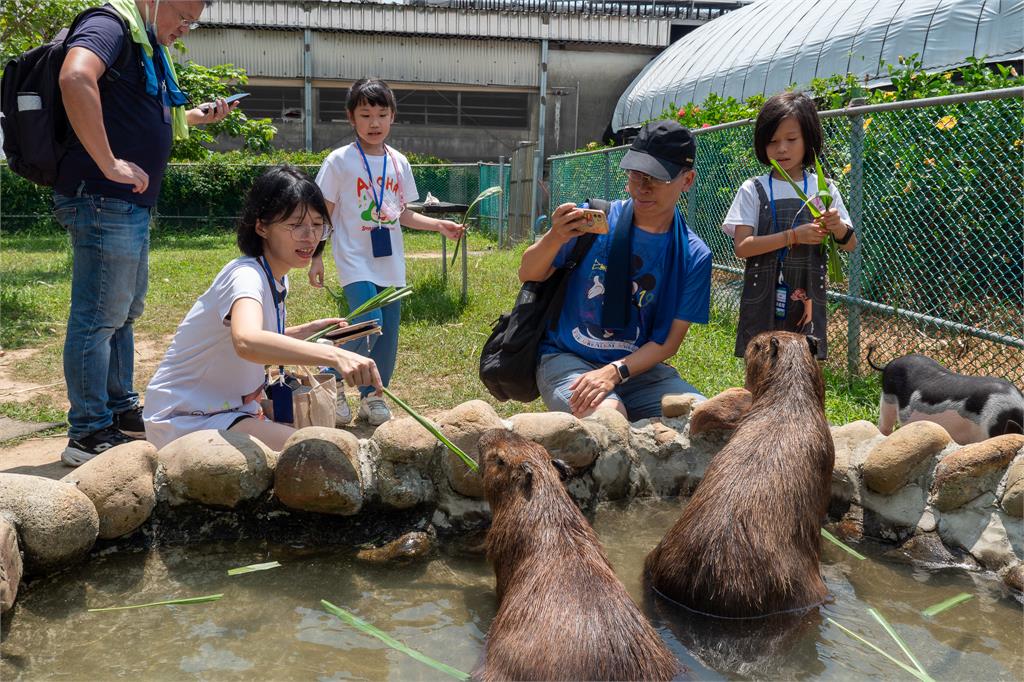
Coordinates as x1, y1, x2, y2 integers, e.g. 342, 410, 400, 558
474, 429, 679, 682
645, 331, 834, 618
867, 347, 1024, 445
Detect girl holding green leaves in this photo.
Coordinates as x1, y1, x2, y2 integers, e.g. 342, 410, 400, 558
722, 91, 858, 360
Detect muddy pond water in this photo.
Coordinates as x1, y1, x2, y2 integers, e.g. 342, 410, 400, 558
2, 499, 1021, 681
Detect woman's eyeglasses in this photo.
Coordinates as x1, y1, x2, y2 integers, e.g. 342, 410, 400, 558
284, 223, 333, 242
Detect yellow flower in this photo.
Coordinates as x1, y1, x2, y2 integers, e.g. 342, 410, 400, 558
903, 181, 914, 194
936, 115, 957, 131
923, 158, 935, 166
863, 117, 873, 130
1014, 139, 1023, 148
894, 160, 901, 169
842, 163, 851, 174
885, 91, 896, 100
943, 72, 952, 80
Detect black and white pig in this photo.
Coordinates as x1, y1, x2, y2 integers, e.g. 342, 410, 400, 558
868, 349, 1024, 445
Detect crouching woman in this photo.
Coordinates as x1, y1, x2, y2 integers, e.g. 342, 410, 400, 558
144, 166, 382, 451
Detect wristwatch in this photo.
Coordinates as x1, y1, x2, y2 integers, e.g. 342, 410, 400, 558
835, 225, 855, 245
611, 360, 631, 384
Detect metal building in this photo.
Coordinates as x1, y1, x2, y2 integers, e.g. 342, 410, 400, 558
183, 0, 748, 160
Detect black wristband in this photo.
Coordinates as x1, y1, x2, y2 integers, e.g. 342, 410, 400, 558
835, 225, 854, 245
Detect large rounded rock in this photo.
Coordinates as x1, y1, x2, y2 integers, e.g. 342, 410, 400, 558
275, 427, 363, 515
584, 409, 633, 500
864, 421, 951, 495
158, 430, 274, 508
509, 411, 600, 469
371, 416, 438, 464
61, 440, 158, 539
688, 388, 752, 437
662, 393, 699, 418
377, 461, 435, 510
0, 473, 98, 572
438, 400, 506, 498
1000, 457, 1024, 517
1, 516, 22, 613
931, 434, 1024, 512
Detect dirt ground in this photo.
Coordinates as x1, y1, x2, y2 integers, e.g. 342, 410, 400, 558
0, 335, 381, 480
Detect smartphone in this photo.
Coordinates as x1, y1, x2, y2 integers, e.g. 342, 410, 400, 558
577, 208, 610, 234
200, 92, 249, 113
324, 320, 382, 343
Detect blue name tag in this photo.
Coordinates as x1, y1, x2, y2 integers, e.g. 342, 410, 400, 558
370, 225, 393, 258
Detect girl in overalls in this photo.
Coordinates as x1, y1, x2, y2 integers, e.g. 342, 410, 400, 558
722, 92, 858, 360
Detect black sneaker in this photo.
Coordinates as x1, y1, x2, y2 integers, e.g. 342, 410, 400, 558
61, 426, 136, 467
113, 405, 146, 438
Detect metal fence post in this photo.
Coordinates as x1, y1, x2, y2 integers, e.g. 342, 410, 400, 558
847, 98, 866, 376
497, 156, 506, 248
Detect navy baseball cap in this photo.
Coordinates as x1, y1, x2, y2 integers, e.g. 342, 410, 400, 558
619, 120, 696, 181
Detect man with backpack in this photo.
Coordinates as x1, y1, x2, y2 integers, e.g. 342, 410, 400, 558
31, 1, 233, 464
516, 121, 713, 421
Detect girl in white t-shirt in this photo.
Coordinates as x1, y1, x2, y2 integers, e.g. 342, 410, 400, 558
144, 166, 382, 450
310, 79, 464, 427
722, 91, 858, 360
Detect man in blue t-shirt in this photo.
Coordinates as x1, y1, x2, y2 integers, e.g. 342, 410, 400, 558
519, 120, 712, 421
55, 1, 235, 465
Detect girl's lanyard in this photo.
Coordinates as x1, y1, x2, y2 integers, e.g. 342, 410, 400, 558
258, 256, 287, 379
356, 140, 389, 229
768, 171, 806, 320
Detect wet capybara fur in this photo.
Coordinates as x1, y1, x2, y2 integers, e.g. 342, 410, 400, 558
474, 429, 679, 682
645, 332, 834, 618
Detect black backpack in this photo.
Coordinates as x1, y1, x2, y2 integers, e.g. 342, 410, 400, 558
1, 6, 132, 186
478, 200, 609, 403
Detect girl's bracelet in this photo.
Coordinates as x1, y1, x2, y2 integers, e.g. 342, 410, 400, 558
787, 229, 796, 247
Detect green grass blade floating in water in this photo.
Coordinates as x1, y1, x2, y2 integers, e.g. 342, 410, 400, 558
382, 388, 478, 472
227, 561, 281, 576
451, 185, 504, 267
826, 617, 936, 682
821, 528, 867, 560
88, 593, 224, 612
921, 592, 973, 617
868, 607, 930, 678
320, 600, 470, 681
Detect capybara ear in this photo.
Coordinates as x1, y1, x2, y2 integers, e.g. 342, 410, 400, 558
806, 335, 820, 357
769, 335, 780, 357
519, 461, 534, 499
551, 458, 572, 481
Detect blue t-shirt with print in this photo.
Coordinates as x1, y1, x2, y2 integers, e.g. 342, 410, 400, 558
538, 218, 712, 365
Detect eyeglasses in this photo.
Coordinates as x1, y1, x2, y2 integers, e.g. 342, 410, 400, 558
174, 8, 201, 31
283, 223, 333, 242
626, 169, 678, 188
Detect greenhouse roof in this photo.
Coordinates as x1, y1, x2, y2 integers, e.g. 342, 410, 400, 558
613, 0, 1024, 129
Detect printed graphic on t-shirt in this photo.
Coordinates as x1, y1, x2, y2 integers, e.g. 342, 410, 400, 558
356, 167, 404, 233
570, 247, 666, 353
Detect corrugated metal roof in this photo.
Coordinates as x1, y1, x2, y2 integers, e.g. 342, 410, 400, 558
613, 0, 1024, 129
182, 29, 539, 86
200, 0, 672, 47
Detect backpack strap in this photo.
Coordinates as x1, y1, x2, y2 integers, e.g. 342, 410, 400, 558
63, 6, 136, 84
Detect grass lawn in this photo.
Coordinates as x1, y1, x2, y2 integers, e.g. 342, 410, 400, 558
0, 225, 879, 425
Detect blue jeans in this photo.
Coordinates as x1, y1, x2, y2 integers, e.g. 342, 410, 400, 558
327, 281, 401, 398
54, 193, 151, 438
536, 352, 704, 421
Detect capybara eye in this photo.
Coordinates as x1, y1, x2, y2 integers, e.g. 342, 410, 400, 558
496, 457, 506, 467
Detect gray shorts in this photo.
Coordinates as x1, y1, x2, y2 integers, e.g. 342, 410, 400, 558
536, 352, 704, 421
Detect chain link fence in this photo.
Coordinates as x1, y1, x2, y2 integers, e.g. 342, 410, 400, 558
548, 88, 1024, 382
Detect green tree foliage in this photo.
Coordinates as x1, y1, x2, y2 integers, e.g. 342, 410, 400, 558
0, 0, 92, 71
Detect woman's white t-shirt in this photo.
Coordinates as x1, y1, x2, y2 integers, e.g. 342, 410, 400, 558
143, 257, 286, 449
316, 144, 419, 288
722, 172, 852, 237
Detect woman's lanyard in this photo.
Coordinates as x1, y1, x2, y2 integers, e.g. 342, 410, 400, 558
356, 140, 391, 229
768, 170, 807, 268
258, 256, 286, 334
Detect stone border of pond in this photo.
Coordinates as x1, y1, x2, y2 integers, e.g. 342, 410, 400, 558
1, 391, 1022, 616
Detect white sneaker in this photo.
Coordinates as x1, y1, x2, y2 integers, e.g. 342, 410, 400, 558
359, 396, 392, 426
335, 388, 353, 426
